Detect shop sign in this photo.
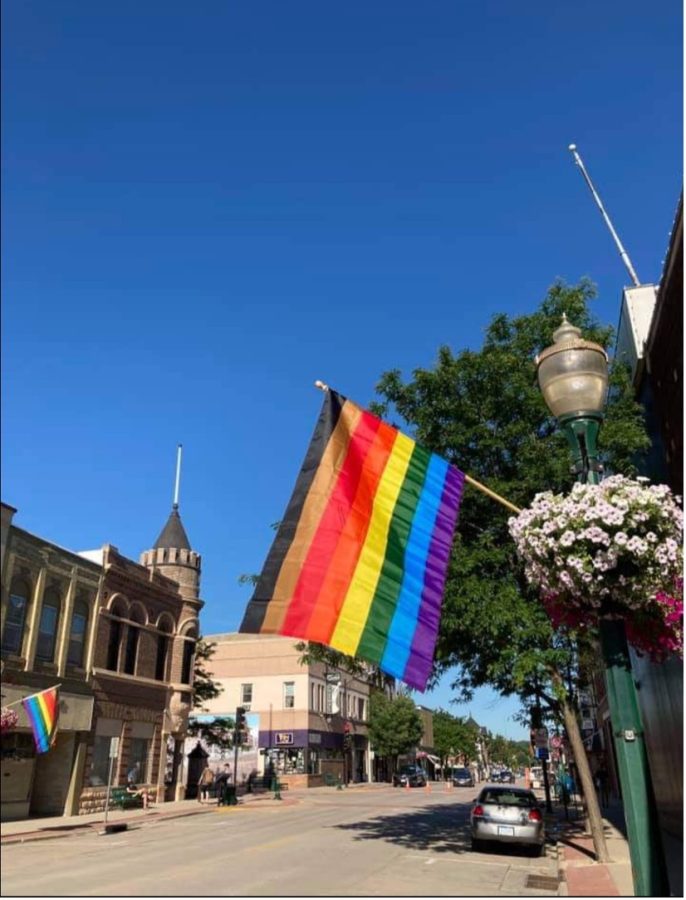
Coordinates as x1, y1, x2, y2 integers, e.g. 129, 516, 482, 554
326, 672, 341, 683
275, 732, 294, 745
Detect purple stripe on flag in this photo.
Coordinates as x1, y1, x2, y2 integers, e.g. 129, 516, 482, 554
402, 466, 465, 690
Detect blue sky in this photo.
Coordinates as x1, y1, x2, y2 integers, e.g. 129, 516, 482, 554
2, 1, 681, 739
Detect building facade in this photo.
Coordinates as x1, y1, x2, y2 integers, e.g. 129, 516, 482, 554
1, 501, 202, 820
197, 632, 372, 789
1, 504, 103, 820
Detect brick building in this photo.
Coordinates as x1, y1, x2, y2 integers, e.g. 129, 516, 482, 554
196, 632, 372, 789
1, 503, 103, 820
1, 500, 202, 819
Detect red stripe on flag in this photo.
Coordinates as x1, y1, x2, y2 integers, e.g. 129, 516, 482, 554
280, 411, 383, 638
303, 420, 398, 645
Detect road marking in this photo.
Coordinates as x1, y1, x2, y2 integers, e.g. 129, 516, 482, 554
424, 859, 436, 866
244, 834, 296, 853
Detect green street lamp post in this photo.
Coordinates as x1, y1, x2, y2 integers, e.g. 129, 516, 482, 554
536, 316, 666, 897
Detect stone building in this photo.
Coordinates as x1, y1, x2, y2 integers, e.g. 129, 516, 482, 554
197, 632, 372, 789
78, 503, 202, 813
1, 503, 103, 820
1, 499, 202, 819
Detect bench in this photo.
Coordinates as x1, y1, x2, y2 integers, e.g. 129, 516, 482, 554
109, 787, 145, 810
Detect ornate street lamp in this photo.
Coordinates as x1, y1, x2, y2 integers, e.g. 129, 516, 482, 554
536, 316, 666, 896
535, 314, 609, 484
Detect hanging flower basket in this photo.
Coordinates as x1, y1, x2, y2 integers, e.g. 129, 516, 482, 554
509, 475, 683, 661
1, 706, 19, 734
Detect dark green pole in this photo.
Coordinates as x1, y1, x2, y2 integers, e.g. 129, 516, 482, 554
560, 415, 667, 897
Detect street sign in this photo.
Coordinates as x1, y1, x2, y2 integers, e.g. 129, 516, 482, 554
109, 737, 120, 759
550, 734, 562, 750
535, 747, 549, 760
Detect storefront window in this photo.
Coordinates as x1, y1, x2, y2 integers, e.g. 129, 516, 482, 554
268, 748, 305, 775
90, 736, 113, 786
129, 738, 150, 782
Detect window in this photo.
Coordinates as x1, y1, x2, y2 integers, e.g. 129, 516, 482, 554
35, 587, 61, 662
67, 597, 89, 667
89, 736, 114, 786
2, 580, 30, 654
181, 640, 194, 684
123, 625, 139, 675
106, 618, 121, 670
155, 634, 169, 681
241, 683, 253, 705
283, 681, 295, 709
129, 738, 150, 782
357, 698, 365, 720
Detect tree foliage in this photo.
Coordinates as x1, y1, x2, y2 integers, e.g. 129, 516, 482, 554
372, 280, 650, 709
368, 693, 423, 760
432, 710, 479, 766
189, 638, 234, 751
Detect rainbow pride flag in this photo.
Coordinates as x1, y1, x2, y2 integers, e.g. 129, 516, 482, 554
22, 686, 59, 753
240, 389, 464, 690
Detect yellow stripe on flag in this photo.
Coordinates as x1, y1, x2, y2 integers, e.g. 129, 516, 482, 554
330, 432, 414, 655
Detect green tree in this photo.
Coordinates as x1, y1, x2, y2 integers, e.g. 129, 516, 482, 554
432, 710, 479, 774
368, 693, 423, 771
187, 638, 234, 752
372, 280, 649, 861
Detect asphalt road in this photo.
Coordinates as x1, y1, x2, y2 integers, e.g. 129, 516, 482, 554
1, 786, 560, 896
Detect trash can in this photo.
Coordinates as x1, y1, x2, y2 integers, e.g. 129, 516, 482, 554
223, 784, 238, 806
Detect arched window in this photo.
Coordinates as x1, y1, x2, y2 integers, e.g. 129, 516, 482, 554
155, 618, 173, 682
2, 578, 31, 655
36, 586, 61, 662
180, 639, 194, 684
67, 595, 90, 667
124, 606, 145, 676
106, 598, 127, 671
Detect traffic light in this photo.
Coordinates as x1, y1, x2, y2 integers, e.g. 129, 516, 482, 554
235, 706, 247, 744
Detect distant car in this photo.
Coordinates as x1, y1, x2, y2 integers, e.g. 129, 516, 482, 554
500, 770, 515, 784
392, 765, 427, 788
471, 786, 545, 856
451, 767, 474, 787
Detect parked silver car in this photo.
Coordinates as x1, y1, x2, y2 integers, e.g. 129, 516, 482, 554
470, 786, 545, 856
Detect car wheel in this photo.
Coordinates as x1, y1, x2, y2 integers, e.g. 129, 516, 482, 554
471, 838, 484, 853
537, 843, 546, 858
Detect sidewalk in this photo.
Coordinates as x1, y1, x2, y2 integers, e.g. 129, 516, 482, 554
548, 799, 634, 896
0, 787, 305, 845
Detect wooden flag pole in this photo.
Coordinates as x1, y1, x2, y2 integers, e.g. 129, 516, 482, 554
3, 684, 62, 709
314, 380, 521, 516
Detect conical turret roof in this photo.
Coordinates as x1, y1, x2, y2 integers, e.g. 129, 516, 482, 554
153, 505, 192, 550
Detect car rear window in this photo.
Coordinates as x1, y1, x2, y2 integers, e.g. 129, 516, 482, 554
454, 769, 470, 777
480, 789, 537, 807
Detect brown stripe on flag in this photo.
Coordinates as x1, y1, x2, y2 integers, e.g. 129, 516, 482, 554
239, 391, 344, 634
261, 398, 362, 634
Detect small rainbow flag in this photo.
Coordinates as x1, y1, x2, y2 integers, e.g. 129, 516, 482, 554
22, 686, 60, 754
240, 389, 464, 690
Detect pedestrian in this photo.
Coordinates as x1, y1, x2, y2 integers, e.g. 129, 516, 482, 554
126, 766, 152, 809
198, 764, 214, 803
214, 763, 232, 806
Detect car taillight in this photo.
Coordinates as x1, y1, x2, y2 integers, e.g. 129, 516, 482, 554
528, 809, 542, 822
473, 805, 484, 817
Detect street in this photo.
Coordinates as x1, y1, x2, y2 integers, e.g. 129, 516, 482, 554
1, 786, 560, 896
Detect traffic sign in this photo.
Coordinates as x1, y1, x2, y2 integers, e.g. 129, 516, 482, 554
535, 747, 550, 760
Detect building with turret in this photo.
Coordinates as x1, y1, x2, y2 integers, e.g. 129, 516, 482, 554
1, 488, 203, 820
